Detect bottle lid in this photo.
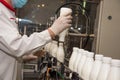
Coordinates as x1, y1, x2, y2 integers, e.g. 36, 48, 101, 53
79, 49, 84, 51
60, 7, 72, 16
87, 52, 94, 57
95, 54, 103, 60
73, 47, 79, 52
103, 57, 112, 64
82, 51, 87, 55
111, 59, 120, 67
78, 49, 84, 54
82, 50, 87, 55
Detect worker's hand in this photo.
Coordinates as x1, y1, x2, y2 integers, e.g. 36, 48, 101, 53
33, 49, 45, 57
22, 50, 45, 62
49, 15, 72, 36
22, 54, 38, 62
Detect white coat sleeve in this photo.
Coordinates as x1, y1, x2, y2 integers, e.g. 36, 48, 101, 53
0, 30, 52, 57
0, 10, 52, 58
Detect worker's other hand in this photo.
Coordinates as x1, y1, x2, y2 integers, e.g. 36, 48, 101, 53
33, 49, 45, 57
22, 54, 38, 62
23, 50, 45, 62
49, 15, 72, 35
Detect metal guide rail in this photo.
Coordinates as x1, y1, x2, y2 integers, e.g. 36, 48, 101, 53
36, 52, 84, 80
23, 51, 84, 80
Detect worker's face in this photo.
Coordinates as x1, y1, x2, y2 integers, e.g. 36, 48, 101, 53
11, 0, 28, 8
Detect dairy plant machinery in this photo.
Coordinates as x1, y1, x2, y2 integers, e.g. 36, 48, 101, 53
16, 0, 120, 80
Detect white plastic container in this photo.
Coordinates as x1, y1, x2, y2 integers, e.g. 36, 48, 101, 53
107, 59, 120, 80
69, 47, 79, 71
77, 51, 87, 77
44, 42, 52, 52
49, 41, 55, 54
97, 57, 112, 80
56, 43, 64, 63
59, 7, 72, 42
82, 52, 94, 80
89, 54, 103, 80
44, 43, 49, 51
59, 28, 69, 42
51, 41, 58, 58
74, 49, 84, 72
60, 7, 72, 17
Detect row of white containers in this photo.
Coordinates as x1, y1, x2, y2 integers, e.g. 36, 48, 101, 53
69, 47, 120, 80
44, 41, 120, 80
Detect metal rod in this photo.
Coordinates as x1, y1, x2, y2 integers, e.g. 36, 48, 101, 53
68, 33, 95, 37
80, 37, 83, 48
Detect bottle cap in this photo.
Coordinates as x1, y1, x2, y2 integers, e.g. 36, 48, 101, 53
103, 57, 112, 64
78, 49, 84, 54
82, 50, 88, 56
111, 59, 120, 67
82, 51, 87, 55
60, 7, 72, 16
73, 47, 79, 52
87, 52, 94, 58
95, 54, 103, 60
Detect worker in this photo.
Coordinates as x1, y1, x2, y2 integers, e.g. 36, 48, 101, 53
0, 0, 72, 80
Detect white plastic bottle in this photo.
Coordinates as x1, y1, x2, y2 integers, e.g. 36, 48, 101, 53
44, 43, 48, 51
44, 42, 52, 52
82, 52, 94, 80
107, 59, 120, 80
49, 41, 54, 54
60, 7, 72, 17
69, 47, 79, 71
51, 41, 58, 58
74, 49, 84, 72
89, 54, 103, 80
59, 29, 68, 42
97, 57, 112, 80
59, 7, 72, 42
77, 50, 87, 77
56, 43, 64, 63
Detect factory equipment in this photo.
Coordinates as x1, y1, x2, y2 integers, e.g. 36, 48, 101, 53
94, 0, 120, 59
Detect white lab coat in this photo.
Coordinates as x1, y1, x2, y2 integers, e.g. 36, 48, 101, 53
0, 1, 51, 80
